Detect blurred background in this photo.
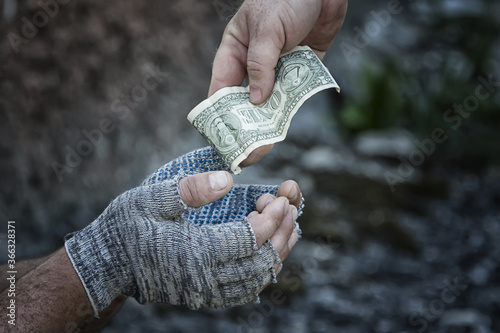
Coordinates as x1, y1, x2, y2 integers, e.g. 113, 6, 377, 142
1, 0, 499, 332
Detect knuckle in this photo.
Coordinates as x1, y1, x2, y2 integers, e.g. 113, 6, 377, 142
246, 58, 267, 75
180, 177, 201, 206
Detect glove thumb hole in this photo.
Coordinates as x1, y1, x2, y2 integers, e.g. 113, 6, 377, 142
179, 171, 233, 208
135, 180, 188, 220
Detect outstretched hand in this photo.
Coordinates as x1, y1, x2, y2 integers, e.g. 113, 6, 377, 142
65, 147, 304, 315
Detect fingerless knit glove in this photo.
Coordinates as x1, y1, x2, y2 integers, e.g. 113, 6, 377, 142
65, 147, 302, 317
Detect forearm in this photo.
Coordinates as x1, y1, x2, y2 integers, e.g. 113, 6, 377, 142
0, 248, 93, 332
0, 253, 53, 292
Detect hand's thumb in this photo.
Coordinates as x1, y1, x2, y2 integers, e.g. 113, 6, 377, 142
179, 171, 233, 207
247, 39, 282, 104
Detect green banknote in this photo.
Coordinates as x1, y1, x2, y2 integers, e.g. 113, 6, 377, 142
187, 46, 340, 174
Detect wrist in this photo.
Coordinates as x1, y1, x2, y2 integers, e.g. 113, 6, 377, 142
65, 220, 133, 317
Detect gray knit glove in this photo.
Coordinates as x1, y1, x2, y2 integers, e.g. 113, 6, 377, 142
65, 147, 303, 317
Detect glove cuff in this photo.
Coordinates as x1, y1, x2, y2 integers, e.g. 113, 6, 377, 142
65, 223, 132, 317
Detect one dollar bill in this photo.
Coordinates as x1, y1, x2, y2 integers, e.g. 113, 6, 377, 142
187, 46, 340, 174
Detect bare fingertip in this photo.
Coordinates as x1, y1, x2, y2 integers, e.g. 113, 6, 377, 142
291, 205, 298, 221
209, 171, 231, 191
247, 211, 259, 219
282, 198, 290, 215
256, 193, 276, 212
278, 180, 300, 200
250, 86, 262, 104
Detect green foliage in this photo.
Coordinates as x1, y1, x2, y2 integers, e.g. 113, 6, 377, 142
335, 3, 500, 164
338, 63, 404, 134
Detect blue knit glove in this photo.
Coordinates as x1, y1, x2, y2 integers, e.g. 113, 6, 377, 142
141, 146, 293, 226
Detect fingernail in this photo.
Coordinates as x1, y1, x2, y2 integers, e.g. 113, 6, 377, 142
209, 171, 228, 191
282, 198, 290, 215
293, 183, 301, 199
265, 194, 275, 206
291, 206, 298, 221
250, 87, 262, 104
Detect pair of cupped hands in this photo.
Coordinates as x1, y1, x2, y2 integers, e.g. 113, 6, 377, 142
65, 146, 303, 315
65, 0, 347, 315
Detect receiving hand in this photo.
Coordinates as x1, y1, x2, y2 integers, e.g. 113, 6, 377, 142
65, 147, 303, 316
